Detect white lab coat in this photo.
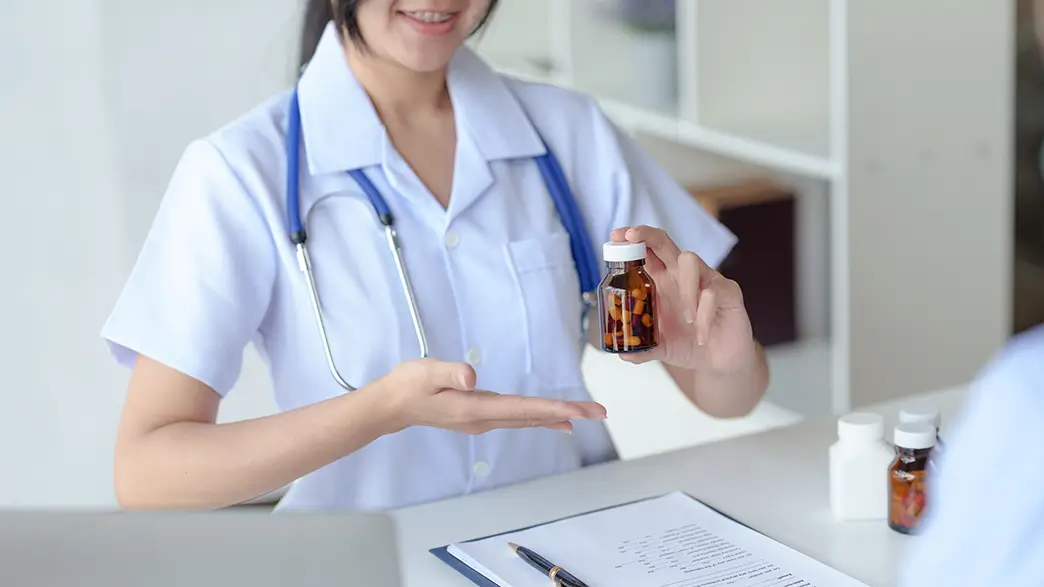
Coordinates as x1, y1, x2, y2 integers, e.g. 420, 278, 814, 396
897, 324, 1044, 586
102, 22, 737, 511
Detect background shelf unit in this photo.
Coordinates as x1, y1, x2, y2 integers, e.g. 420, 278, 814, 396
471, 0, 1014, 416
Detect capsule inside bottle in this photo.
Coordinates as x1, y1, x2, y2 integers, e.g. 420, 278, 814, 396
598, 242, 657, 353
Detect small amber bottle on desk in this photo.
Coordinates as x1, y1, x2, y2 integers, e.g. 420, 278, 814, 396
888, 422, 937, 534
598, 242, 657, 353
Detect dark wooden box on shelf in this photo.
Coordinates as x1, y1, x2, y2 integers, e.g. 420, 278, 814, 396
687, 180, 797, 347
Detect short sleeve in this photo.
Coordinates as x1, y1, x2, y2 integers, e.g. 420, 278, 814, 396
101, 139, 277, 397
601, 114, 737, 270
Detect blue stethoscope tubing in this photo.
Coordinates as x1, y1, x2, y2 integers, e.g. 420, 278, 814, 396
285, 87, 600, 391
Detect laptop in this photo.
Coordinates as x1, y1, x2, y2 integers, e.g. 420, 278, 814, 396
0, 508, 402, 587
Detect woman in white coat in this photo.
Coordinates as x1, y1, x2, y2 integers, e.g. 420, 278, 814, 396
103, 0, 769, 511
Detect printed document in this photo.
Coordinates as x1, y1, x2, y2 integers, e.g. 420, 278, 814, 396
446, 492, 869, 586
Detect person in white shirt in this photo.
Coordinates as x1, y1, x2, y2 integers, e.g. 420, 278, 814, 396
102, 0, 769, 511
897, 324, 1044, 585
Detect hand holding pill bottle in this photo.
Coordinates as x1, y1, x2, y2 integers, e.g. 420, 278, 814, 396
598, 241, 657, 353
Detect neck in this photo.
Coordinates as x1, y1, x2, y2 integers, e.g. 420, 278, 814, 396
345, 47, 451, 122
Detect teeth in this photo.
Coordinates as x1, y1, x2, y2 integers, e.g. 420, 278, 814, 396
406, 11, 453, 23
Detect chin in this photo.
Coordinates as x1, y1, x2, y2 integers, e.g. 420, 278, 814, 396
393, 50, 457, 73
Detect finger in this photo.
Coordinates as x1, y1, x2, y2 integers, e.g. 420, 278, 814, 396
609, 226, 630, 242
714, 276, 745, 311
425, 360, 476, 391
623, 226, 682, 270
609, 226, 667, 272
677, 252, 703, 325
545, 421, 574, 434
695, 286, 718, 346
472, 394, 607, 424
486, 419, 576, 433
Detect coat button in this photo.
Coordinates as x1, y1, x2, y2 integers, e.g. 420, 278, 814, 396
472, 461, 491, 478
443, 230, 461, 248
465, 347, 482, 366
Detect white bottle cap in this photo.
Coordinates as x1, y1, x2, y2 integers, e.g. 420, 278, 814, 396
893, 422, 937, 450
603, 241, 647, 263
837, 412, 884, 442
898, 404, 941, 429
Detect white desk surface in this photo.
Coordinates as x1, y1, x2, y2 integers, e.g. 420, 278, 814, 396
392, 385, 969, 587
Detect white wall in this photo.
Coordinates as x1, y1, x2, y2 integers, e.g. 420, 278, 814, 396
100, 0, 303, 257
0, 0, 299, 508
1, 0, 127, 507
98, 0, 302, 429
844, 0, 1014, 406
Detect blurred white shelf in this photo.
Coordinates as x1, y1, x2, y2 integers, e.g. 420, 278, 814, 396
567, 5, 680, 113
598, 100, 836, 179
474, 0, 1014, 418
494, 66, 836, 180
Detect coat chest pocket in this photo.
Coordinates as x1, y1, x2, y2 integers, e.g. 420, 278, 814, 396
506, 233, 586, 391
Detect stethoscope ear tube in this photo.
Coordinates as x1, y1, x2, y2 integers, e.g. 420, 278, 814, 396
382, 223, 429, 361
286, 87, 429, 392
297, 242, 358, 391
296, 227, 428, 392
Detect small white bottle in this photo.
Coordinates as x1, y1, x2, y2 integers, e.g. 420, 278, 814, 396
898, 403, 940, 430
898, 403, 944, 466
898, 404, 943, 443
829, 412, 895, 521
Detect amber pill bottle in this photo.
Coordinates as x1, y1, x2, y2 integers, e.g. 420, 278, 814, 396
888, 422, 937, 535
598, 242, 657, 353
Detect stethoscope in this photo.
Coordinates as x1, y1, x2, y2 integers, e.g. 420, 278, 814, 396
285, 86, 600, 391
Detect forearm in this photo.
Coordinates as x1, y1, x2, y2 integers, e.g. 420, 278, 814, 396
114, 382, 396, 510
665, 341, 769, 418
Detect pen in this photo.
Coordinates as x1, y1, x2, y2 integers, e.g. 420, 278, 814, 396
508, 542, 591, 587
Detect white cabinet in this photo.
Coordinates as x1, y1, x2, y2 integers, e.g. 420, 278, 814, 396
471, 0, 1014, 415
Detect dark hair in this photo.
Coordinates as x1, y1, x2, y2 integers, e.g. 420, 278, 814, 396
299, 0, 500, 69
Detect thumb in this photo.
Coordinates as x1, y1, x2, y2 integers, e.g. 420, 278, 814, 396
425, 360, 477, 391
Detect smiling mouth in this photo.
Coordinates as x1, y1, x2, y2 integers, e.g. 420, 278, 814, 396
401, 10, 456, 24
